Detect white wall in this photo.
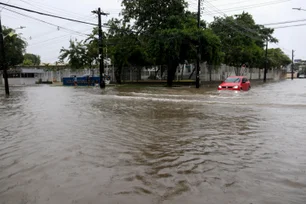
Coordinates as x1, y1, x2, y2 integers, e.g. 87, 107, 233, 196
2, 78, 37, 85
200, 64, 284, 82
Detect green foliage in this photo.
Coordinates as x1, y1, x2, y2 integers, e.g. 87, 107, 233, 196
121, 0, 187, 32
200, 29, 223, 65
23, 53, 41, 65
120, 0, 224, 86
84, 28, 99, 68
267, 48, 291, 69
210, 12, 277, 68
106, 18, 149, 83
59, 39, 87, 70
2, 26, 27, 67
23, 58, 33, 66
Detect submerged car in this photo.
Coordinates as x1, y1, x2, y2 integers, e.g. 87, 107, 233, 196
218, 76, 251, 91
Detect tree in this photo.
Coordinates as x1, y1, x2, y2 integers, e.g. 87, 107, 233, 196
84, 28, 99, 71
122, 0, 223, 86
59, 39, 87, 69
121, 0, 224, 86
23, 53, 41, 65
122, 0, 189, 86
210, 12, 278, 70
267, 48, 291, 69
107, 18, 149, 83
122, 0, 187, 32
2, 26, 27, 67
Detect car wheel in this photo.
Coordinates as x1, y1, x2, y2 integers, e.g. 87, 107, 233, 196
248, 86, 251, 90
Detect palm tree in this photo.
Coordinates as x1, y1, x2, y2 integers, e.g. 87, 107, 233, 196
59, 39, 87, 70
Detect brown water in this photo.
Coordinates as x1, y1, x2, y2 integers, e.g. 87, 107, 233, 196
1, 80, 306, 204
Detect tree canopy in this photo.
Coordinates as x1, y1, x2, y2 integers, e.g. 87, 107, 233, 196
267, 48, 291, 69
23, 53, 41, 66
59, 39, 88, 70
210, 12, 277, 68
2, 26, 27, 67
120, 0, 223, 86
106, 18, 149, 83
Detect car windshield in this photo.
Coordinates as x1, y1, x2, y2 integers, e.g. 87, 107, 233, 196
225, 78, 241, 83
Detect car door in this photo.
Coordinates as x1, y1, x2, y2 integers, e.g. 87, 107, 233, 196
246, 78, 251, 90
241, 78, 248, 91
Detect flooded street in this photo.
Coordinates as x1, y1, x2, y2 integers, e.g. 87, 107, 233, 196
1, 80, 306, 204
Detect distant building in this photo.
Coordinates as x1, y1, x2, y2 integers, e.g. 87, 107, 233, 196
1, 68, 45, 85
285, 63, 298, 79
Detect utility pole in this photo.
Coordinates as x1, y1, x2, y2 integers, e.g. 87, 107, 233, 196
263, 40, 268, 83
0, 19, 9, 95
196, 0, 202, 88
292, 50, 295, 80
92, 8, 108, 89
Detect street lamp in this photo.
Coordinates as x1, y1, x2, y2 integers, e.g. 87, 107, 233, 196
0, 20, 25, 96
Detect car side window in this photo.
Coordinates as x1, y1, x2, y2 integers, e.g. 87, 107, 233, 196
242, 78, 248, 83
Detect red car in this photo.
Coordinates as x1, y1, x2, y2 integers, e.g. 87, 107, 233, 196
218, 76, 251, 91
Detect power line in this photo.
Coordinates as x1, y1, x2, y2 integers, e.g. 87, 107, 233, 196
17, 0, 89, 19
272, 23, 306, 29
28, 28, 91, 47
0, 2, 97, 26
263, 18, 306, 26
0, 0, 10, 13
205, 1, 261, 36
3, 7, 89, 37
203, 2, 265, 42
207, 0, 284, 9
203, 0, 289, 15
28, 15, 95, 41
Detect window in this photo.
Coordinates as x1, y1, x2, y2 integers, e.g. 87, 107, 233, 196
242, 78, 248, 83
225, 77, 241, 83
21, 73, 35, 78
8, 73, 20, 78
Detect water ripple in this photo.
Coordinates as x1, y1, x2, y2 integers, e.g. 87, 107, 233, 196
1, 80, 306, 203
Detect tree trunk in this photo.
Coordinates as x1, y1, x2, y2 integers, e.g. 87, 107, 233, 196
188, 67, 196, 79
167, 60, 179, 87
115, 65, 122, 84
209, 65, 212, 81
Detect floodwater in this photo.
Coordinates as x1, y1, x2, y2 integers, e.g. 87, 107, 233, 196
0, 80, 306, 204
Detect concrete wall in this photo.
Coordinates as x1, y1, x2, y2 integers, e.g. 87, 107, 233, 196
40, 69, 101, 82
120, 63, 286, 82
199, 64, 286, 82
1, 78, 37, 85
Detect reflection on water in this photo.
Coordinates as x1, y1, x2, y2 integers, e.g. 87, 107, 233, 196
1, 80, 306, 204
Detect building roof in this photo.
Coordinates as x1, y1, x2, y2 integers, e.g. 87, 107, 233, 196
21, 68, 45, 74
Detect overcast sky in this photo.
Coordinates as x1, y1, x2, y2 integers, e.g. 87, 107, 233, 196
1, 0, 306, 63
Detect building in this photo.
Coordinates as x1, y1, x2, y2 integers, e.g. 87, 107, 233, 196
1, 68, 45, 85
1, 65, 72, 85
